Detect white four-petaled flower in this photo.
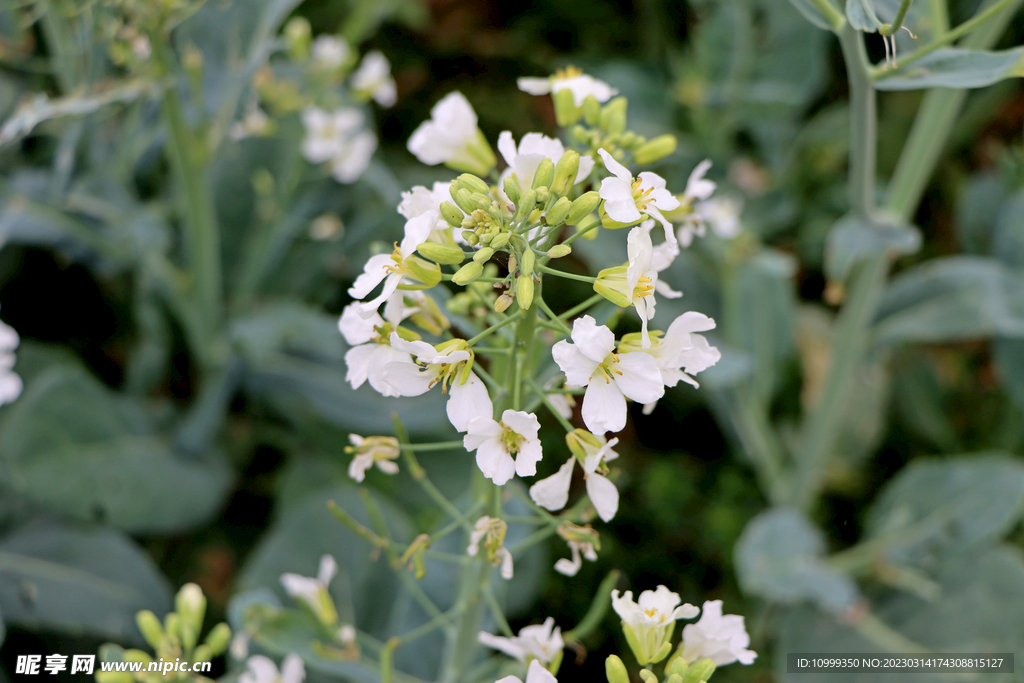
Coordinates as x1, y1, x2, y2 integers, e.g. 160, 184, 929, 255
551, 316, 664, 434
351, 51, 397, 107
530, 432, 619, 521
300, 107, 377, 184
680, 600, 757, 667
347, 434, 401, 482
0, 320, 22, 406
517, 69, 618, 106
348, 212, 436, 317
612, 586, 699, 665
464, 410, 543, 485
497, 131, 595, 198
597, 148, 680, 234
467, 516, 514, 580
239, 654, 305, 683
478, 617, 564, 665
312, 35, 350, 70
407, 92, 495, 175
280, 555, 338, 626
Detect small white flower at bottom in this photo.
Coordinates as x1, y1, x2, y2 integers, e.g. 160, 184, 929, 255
464, 410, 543, 485
680, 600, 757, 666
478, 616, 564, 665
0, 319, 22, 406
239, 654, 305, 683
496, 659, 559, 683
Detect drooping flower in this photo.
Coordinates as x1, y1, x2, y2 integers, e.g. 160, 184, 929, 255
407, 92, 496, 176
551, 316, 664, 434
346, 434, 401, 482
497, 131, 594, 198
239, 654, 305, 683
0, 319, 22, 406
530, 430, 619, 521
348, 212, 440, 317
280, 555, 338, 626
467, 516, 513, 580
597, 148, 680, 235
381, 334, 493, 432
478, 617, 564, 665
464, 410, 543, 485
552, 522, 600, 577
611, 586, 698, 665
679, 600, 757, 667
351, 51, 397, 107
517, 68, 618, 106
311, 35, 350, 70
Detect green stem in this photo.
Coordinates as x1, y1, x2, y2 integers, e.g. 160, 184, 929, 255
879, 0, 914, 35
398, 441, 466, 451
840, 25, 877, 217
561, 220, 601, 245
536, 297, 573, 335
525, 375, 576, 433
466, 310, 524, 346
393, 415, 474, 532
562, 570, 621, 641
536, 264, 597, 283
810, 0, 847, 32
559, 293, 605, 321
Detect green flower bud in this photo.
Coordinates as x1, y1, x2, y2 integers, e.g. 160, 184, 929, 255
192, 645, 213, 665
600, 97, 628, 135
490, 232, 510, 250
164, 613, 182, 643
605, 656, 629, 683
532, 158, 555, 190
136, 610, 164, 650
583, 95, 601, 125
666, 675, 683, 683
468, 191, 492, 212
682, 659, 716, 683
463, 231, 480, 246
418, 242, 466, 265
123, 649, 152, 664
553, 87, 582, 127
667, 655, 690, 679
474, 247, 495, 263
503, 175, 521, 203
516, 276, 535, 310
639, 670, 658, 683
567, 191, 601, 226
593, 265, 631, 307
487, 203, 505, 224
284, 17, 312, 60
457, 173, 491, 195
548, 244, 572, 258
494, 292, 514, 313
453, 262, 484, 286
403, 256, 443, 288
409, 293, 451, 335
621, 131, 641, 148
551, 150, 580, 197
546, 196, 572, 226
520, 249, 536, 277
180, 622, 198, 652
441, 202, 465, 228
633, 134, 678, 166
515, 190, 538, 221
452, 186, 477, 214
507, 254, 517, 274
204, 622, 232, 656
479, 231, 493, 245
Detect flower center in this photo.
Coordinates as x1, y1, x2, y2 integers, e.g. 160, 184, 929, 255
631, 178, 656, 210
633, 275, 654, 299
555, 65, 583, 80
591, 353, 624, 384
499, 424, 525, 453
384, 242, 406, 274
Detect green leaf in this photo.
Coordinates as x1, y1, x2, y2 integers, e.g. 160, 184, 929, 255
777, 546, 1024, 682
992, 189, 1024, 269
846, 0, 883, 32
0, 365, 233, 534
874, 256, 1024, 344
955, 173, 1007, 256
824, 214, 921, 282
0, 521, 172, 643
875, 47, 1024, 91
994, 337, 1024, 413
735, 507, 859, 613
787, 0, 837, 31
864, 454, 1024, 566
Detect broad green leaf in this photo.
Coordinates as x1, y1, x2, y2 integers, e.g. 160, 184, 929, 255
875, 47, 1024, 91
777, 546, 1024, 682
824, 214, 921, 282
0, 366, 233, 534
874, 256, 1024, 343
864, 454, 1024, 566
735, 507, 859, 613
0, 521, 172, 643
846, 0, 883, 32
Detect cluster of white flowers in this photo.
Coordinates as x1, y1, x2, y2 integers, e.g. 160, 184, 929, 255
300, 107, 378, 184
0, 319, 22, 406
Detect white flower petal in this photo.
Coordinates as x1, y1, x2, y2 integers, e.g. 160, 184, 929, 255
517, 77, 552, 95
582, 376, 627, 434
529, 458, 575, 511
552, 340, 598, 387
281, 654, 306, 683
447, 372, 494, 432
570, 315, 616, 364
585, 472, 619, 522
614, 352, 666, 404
597, 148, 632, 184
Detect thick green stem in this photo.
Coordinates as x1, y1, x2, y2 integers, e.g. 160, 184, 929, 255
810, 0, 847, 32
880, 0, 914, 35
840, 25, 877, 218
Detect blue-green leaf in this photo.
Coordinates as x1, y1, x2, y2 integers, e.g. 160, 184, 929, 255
875, 47, 1024, 91
825, 214, 921, 282
846, 0, 883, 32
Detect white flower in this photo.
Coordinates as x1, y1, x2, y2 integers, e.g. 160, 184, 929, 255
680, 601, 757, 667
695, 196, 743, 240
623, 312, 721, 390
240, 654, 305, 683
612, 586, 698, 665
339, 304, 414, 397
346, 434, 400, 482
554, 539, 598, 577
351, 51, 397, 107
675, 160, 717, 247
398, 181, 465, 241
598, 148, 680, 237
467, 516, 514, 580
641, 219, 683, 299
530, 431, 619, 521
230, 632, 250, 660
497, 131, 595, 197
382, 334, 493, 432
543, 377, 575, 420
464, 410, 543, 485
281, 555, 338, 626
229, 99, 270, 140
496, 659, 559, 683
329, 129, 377, 184
312, 35, 350, 70
551, 316, 664, 434
348, 212, 435, 317
478, 617, 564, 664
0, 320, 22, 406
301, 107, 377, 183
408, 92, 495, 175
517, 68, 617, 106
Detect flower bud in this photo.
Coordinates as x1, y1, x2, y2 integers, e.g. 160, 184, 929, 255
606, 656, 630, 683
494, 293, 514, 313
473, 247, 494, 263
164, 613, 182, 642
457, 173, 491, 195
532, 158, 555, 190
546, 196, 572, 226
551, 150, 580, 196
667, 656, 689, 679
453, 261, 484, 286
503, 175, 521, 203
566, 191, 601, 226
593, 265, 631, 307
520, 249, 536, 277
463, 231, 479, 245
452, 186, 477, 214
204, 622, 232, 656
418, 242, 466, 265
665, 675, 682, 683
583, 95, 601, 125
192, 645, 213, 665
553, 87, 582, 127
507, 254, 517, 273
136, 611, 164, 650
633, 134, 678, 166
600, 97, 628, 135
515, 190, 537, 221
682, 659, 716, 683
548, 244, 572, 258
180, 622, 198, 652
516, 275, 535, 310
490, 232, 510, 249
409, 294, 451, 335
284, 17, 312, 60
468, 192, 492, 212
441, 202, 465, 228
403, 256, 442, 287
639, 670, 658, 683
